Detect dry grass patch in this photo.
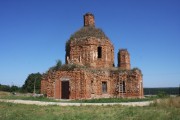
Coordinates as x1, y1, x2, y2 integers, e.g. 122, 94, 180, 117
0, 91, 10, 96
152, 96, 180, 108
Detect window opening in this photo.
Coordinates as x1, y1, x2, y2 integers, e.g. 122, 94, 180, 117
119, 81, 126, 93
91, 80, 94, 93
123, 81, 125, 92
98, 46, 102, 58
102, 82, 107, 93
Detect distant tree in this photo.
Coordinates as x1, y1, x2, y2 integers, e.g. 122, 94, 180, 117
22, 73, 42, 93
157, 91, 168, 98
0, 84, 11, 92
10, 85, 19, 92
0, 84, 20, 92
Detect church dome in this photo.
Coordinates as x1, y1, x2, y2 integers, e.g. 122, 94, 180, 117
65, 13, 114, 69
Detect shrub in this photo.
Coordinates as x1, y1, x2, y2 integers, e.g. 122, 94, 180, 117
70, 26, 108, 40
157, 91, 169, 98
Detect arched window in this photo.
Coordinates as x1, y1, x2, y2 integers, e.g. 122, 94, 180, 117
97, 46, 102, 58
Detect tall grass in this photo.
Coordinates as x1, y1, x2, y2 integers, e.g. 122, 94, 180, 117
0, 97, 179, 120
0, 91, 10, 96
151, 96, 180, 108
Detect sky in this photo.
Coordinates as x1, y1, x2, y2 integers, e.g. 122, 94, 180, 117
0, 0, 180, 87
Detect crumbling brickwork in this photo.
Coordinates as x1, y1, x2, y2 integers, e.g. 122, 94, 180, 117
118, 49, 131, 70
41, 13, 144, 99
84, 13, 95, 27
41, 68, 143, 99
68, 37, 114, 68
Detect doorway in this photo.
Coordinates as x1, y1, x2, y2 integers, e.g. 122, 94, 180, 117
61, 81, 70, 99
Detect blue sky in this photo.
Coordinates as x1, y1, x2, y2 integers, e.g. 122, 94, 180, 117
0, 0, 180, 87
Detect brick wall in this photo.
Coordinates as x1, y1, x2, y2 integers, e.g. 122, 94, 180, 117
68, 37, 114, 68
118, 49, 131, 70
41, 68, 143, 99
84, 13, 95, 27
40, 13, 143, 99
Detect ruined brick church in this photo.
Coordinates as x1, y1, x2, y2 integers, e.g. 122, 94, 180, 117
41, 13, 143, 99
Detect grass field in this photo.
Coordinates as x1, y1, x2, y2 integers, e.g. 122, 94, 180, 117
0, 91, 179, 120
0, 91, 59, 102
0, 97, 179, 120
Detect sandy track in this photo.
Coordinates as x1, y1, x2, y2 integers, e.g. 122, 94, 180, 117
0, 99, 153, 106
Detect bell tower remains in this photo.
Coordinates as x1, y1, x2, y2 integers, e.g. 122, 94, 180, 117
84, 13, 95, 27
118, 49, 131, 70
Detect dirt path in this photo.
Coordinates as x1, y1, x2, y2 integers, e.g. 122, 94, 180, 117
0, 99, 153, 106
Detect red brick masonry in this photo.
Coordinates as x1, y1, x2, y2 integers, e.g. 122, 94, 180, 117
41, 13, 143, 99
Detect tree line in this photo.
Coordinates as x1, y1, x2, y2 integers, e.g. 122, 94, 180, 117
0, 84, 20, 92
0, 72, 42, 93
0, 60, 62, 94
144, 87, 179, 95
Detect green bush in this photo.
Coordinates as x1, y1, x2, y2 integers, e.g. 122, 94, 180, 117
22, 73, 42, 93
157, 91, 169, 98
